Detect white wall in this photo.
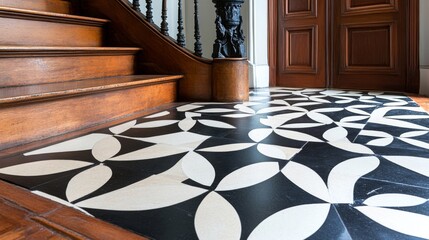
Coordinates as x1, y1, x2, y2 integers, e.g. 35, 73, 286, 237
247, 0, 269, 88
420, 0, 429, 96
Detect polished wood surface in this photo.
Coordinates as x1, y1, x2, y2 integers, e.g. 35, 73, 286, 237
269, 0, 419, 92
405, 0, 420, 93
212, 58, 249, 101
0, 180, 148, 239
410, 95, 429, 113
81, 0, 213, 101
0, 79, 177, 150
0, 0, 71, 14
268, 0, 278, 87
0, 6, 107, 47
0, 47, 139, 86
0, 0, 182, 151
0, 102, 182, 159
276, 0, 326, 88
0, 75, 182, 104
332, 0, 410, 91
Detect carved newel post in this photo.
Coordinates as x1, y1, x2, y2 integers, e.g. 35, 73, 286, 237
212, 0, 248, 102
212, 0, 246, 58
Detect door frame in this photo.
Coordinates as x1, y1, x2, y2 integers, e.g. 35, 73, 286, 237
268, 0, 420, 93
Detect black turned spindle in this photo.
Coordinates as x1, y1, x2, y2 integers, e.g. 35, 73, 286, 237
194, 0, 203, 57
146, 0, 153, 23
177, 0, 185, 47
161, 0, 169, 36
132, 0, 141, 12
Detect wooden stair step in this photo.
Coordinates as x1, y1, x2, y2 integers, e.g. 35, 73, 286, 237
0, 0, 71, 14
0, 75, 184, 105
0, 75, 183, 151
0, 46, 141, 86
0, 6, 109, 47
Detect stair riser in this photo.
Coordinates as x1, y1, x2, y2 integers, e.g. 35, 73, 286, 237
0, 0, 71, 14
0, 55, 135, 86
0, 18, 103, 47
0, 82, 177, 151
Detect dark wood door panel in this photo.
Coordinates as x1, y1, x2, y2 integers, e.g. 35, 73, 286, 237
283, 26, 316, 72
285, 0, 316, 17
332, 0, 406, 91
270, 0, 419, 92
341, 22, 398, 72
346, 0, 397, 11
277, 0, 326, 87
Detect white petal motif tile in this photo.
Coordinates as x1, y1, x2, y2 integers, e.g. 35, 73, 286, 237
76, 175, 208, 211
24, 134, 111, 156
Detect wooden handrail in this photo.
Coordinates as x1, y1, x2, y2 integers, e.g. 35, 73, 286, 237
82, 0, 248, 102
131, 0, 204, 57
82, 0, 213, 101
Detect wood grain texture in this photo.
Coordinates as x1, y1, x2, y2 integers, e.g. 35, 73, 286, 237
81, 0, 213, 101
0, 6, 108, 47
0, 75, 182, 104
287, 0, 311, 13
406, 0, 420, 93
268, 0, 278, 87
212, 59, 249, 102
347, 25, 391, 67
0, 0, 71, 14
350, 0, 391, 8
332, 0, 407, 91
269, 0, 419, 92
0, 80, 177, 150
0, 102, 182, 159
346, 0, 395, 12
0, 180, 148, 239
0, 47, 139, 86
276, 0, 326, 88
410, 95, 429, 113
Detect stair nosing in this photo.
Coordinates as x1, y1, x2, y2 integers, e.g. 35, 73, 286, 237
0, 0, 71, 14
0, 75, 184, 105
0, 6, 109, 26
0, 46, 142, 58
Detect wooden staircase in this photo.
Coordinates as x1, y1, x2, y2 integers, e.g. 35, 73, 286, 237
0, 0, 183, 151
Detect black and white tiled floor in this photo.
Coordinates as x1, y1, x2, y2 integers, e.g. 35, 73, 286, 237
1, 88, 429, 239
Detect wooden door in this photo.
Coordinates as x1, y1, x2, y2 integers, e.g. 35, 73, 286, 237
270, 0, 419, 92
276, 0, 327, 87
332, 0, 407, 90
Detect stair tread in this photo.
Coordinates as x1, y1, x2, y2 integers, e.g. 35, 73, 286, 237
0, 6, 109, 26
0, 75, 183, 104
0, 46, 142, 57
0, 46, 141, 51
0, 0, 71, 14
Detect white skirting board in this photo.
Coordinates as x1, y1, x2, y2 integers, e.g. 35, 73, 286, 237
420, 68, 429, 96
248, 63, 269, 89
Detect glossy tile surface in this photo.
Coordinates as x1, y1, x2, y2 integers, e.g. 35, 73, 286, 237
1, 88, 429, 240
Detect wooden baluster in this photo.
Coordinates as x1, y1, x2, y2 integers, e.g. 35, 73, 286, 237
177, 0, 185, 47
132, 0, 141, 12
161, 0, 169, 36
194, 0, 203, 57
146, 0, 153, 23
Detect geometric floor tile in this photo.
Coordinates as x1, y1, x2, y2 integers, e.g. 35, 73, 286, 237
1, 88, 429, 239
